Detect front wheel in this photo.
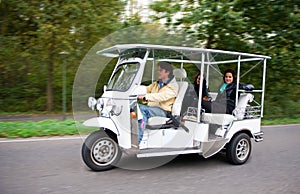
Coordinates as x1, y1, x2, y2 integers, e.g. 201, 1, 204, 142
82, 130, 122, 171
226, 133, 252, 165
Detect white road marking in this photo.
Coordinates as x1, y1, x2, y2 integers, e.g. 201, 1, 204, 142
0, 136, 87, 143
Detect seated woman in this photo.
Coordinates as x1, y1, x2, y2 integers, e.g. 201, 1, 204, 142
194, 72, 210, 100
202, 69, 253, 114
181, 71, 210, 115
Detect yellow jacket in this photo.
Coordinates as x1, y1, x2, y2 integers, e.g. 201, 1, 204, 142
145, 78, 179, 112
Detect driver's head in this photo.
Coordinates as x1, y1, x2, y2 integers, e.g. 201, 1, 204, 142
158, 62, 173, 81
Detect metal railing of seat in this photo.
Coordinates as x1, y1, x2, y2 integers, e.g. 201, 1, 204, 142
182, 107, 198, 122
182, 104, 262, 122
245, 106, 262, 119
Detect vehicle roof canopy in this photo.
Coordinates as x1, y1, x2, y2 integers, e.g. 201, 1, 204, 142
97, 44, 271, 64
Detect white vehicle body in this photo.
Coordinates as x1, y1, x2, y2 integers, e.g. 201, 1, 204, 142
81, 44, 270, 171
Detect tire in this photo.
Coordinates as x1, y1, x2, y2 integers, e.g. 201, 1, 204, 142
81, 130, 122, 171
226, 133, 252, 165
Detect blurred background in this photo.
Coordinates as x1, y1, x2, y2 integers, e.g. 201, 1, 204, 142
0, 0, 299, 120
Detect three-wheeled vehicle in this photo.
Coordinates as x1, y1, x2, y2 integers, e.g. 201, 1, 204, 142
82, 44, 270, 171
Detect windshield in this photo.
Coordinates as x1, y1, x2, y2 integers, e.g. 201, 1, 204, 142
107, 62, 140, 91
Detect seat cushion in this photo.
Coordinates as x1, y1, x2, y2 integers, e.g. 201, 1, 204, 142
202, 113, 234, 125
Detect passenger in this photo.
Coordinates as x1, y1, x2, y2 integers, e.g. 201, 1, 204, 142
193, 72, 210, 101
181, 71, 210, 116
137, 62, 179, 143
202, 69, 253, 114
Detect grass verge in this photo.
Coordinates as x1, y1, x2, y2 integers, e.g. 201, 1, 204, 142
0, 111, 66, 116
261, 118, 300, 125
0, 119, 95, 138
0, 118, 299, 139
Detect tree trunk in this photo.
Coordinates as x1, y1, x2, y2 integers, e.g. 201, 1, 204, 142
46, 40, 54, 111
46, 61, 53, 111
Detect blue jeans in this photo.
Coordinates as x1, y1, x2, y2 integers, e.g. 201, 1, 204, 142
138, 104, 167, 143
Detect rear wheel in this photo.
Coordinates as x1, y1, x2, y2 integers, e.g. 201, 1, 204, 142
226, 133, 251, 165
82, 130, 121, 171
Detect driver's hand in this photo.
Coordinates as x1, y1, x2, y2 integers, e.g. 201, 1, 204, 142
137, 95, 145, 100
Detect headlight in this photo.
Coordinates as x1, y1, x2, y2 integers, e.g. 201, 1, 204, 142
96, 98, 104, 111
88, 97, 97, 110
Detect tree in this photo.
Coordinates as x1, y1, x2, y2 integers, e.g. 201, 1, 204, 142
150, 0, 300, 118
0, 0, 124, 112
234, 0, 300, 118
150, 0, 248, 50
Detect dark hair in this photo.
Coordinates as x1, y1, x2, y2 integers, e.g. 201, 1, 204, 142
194, 71, 206, 85
223, 69, 236, 83
158, 61, 174, 78
194, 72, 200, 85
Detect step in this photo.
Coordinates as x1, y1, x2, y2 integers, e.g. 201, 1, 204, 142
137, 148, 201, 158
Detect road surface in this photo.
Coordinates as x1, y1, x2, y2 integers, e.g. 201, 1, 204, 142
0, 125, 299, 194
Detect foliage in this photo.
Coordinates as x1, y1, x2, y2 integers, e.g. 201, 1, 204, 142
150, 0, 300, 119
0, 0, 124, 112
0, 0, 299, 120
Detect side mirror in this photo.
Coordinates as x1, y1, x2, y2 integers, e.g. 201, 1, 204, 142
88, 97, 97, 110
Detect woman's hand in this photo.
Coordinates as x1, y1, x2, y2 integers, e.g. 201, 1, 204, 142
202, 96, 211, 102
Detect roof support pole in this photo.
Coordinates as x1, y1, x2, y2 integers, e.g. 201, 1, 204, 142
236, 55, 241, 107
197, 52, 205, 123
261, 58, 267, 117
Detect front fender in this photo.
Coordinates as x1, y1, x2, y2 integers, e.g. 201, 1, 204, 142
83, 117, 119, 136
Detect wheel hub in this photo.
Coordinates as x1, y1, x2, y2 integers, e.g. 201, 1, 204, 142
236, 139, 249, 161
92, 139, 116, 164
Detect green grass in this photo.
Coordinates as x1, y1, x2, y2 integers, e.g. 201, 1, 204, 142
0, 118, 299, 139
261, 118, 300, 125
0, 119, 96, 138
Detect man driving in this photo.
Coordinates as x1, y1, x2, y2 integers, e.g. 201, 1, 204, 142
137, 62, 179, 143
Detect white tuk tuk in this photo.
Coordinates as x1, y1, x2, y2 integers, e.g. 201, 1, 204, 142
82, 44, 270, 171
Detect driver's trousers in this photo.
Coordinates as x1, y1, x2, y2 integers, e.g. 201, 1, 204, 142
138, 104, 167, 143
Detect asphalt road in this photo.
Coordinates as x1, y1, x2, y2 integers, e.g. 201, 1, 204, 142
0, 125, 299, 194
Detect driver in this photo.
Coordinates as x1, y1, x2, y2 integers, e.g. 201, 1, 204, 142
137, 62, 179, 143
